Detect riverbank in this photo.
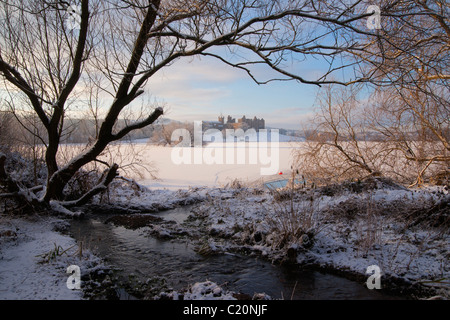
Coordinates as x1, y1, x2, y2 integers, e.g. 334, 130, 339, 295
0, 177, 448, 299
180, 179, 449, 299
83, 177, 449, 299
0, 215, 108, 299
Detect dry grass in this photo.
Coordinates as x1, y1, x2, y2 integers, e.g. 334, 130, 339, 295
266, 172, 325, 250
354, 193, 383, 256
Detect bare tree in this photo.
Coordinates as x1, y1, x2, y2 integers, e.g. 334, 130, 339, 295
0, 0, 411, 213
367, 84, 449, 186
297, 85, 388, 184
358, 0, 449, 185
0, 110, 16, 153
296, 0, 449, 186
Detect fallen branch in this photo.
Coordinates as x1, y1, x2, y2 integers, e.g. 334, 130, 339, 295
0, 153, 44, 208
49, 200, 83, 218
1, 152, 120, 217
0, 191, 20, 198
408, 156, 444, 188
58, 163, 119, 208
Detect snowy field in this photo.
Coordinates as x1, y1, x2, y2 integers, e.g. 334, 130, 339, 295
97, 137, 305, 189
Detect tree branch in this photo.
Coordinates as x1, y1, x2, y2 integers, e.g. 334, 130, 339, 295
58, 163, 119, 208
57, 0, 90, 107
111, 107, 164, 141
0, 58, 50, 128
114, 0, 161, 99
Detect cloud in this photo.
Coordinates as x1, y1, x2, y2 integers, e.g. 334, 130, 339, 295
146, 56, 248, 113
168, 57, 245, 83
260, 107, 314, 129
149, 55, 246, 85
144, 54, 322, 129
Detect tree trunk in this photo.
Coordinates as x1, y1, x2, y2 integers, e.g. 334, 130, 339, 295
43, 136, 109, 202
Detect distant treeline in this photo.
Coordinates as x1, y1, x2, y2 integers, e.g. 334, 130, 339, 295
0, 111, 169, 146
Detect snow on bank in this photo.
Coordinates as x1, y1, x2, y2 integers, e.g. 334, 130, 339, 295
174, 281, 237, 300
156, 280, 271, 300
1, 178, 447, 299
188, 183, 449, 297
95, 180, 211, 211
0, 216, 105, 300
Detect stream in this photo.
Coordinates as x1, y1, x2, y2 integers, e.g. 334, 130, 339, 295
69, 206, 402, 300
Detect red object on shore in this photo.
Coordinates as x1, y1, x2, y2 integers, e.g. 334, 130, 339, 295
278, 171, 283, 175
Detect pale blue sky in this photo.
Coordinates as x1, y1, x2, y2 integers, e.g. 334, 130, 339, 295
146, 54, 324, 130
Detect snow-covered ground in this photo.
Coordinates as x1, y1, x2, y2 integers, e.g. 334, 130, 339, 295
182, 182, 449, 298
98, 140, 303, 190
0, 216, 105, 299
56, 138, 303, 190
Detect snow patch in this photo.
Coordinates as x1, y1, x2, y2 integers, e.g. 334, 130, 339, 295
182, 281, 236, 300
0, 216, 105, 300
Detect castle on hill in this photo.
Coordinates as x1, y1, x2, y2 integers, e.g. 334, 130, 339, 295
203, 114, 265, 131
